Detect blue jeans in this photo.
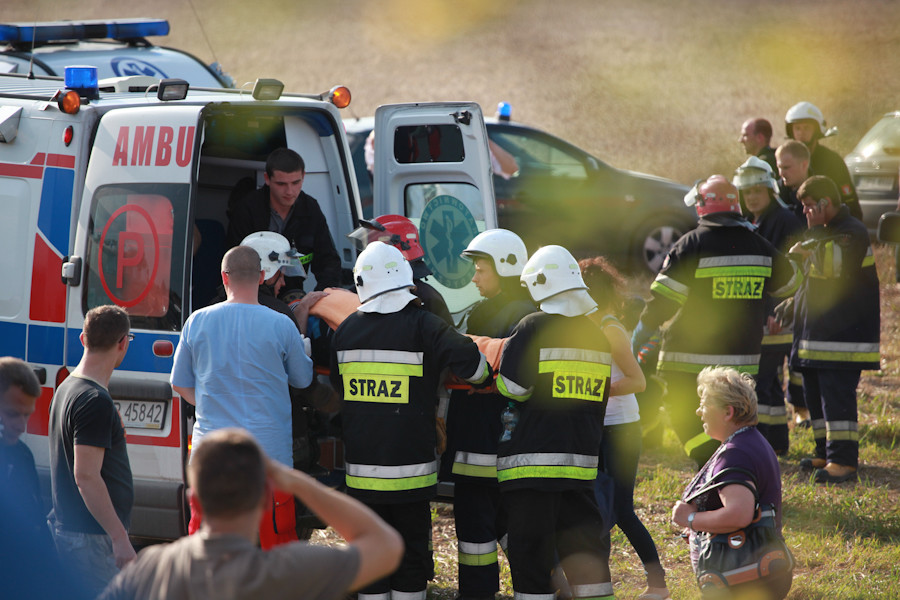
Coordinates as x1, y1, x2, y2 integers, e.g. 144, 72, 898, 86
50, 522, 119, 598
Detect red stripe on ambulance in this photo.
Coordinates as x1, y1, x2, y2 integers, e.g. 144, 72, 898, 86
29, 234, 66, 322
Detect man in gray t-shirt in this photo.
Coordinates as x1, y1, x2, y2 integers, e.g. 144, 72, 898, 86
100, 428, 402, 600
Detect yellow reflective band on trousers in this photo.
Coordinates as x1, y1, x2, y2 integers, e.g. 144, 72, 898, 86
538, 348, 611, 403
345, 461, 437, 492
458, 540, 498, 566
452, 451, 498, 478
826, 420, 859, 442
570, 581, 615, 600
797, 340, 880, 363
684, 431, 713, 457
756, 403, 788, 425
497, 452, 598, 483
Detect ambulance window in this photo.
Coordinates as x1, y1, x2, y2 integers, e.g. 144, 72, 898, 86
83, 184, 190, 331
394, 125, 465, 164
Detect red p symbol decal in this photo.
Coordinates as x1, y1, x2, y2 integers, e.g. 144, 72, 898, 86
117, 231, 145, 288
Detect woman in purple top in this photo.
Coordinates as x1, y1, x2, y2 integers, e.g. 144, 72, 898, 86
671, 366, 791, 600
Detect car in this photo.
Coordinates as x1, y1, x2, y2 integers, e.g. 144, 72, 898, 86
0, 18, 233, 88
345, 115, 696, 274
844, 111, 900, 234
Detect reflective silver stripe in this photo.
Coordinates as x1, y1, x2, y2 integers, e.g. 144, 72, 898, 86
459, 540, 498, 554
454, 451, 497, 466
514, 593, 556, 600
570, 582, 614, 598
654, 273, 689, 296
698, 254, 772, 268
497, 453, 598, 470
659, 351, 760, 366
346, 461, 437, 478
464, 353, 489, 383
358, 594, 391, 600
392, 591, 427, 600
826, 420, 857, 432
810, 418, 826, 430
757, 404, 787, 416
760, 509, 776, 519
337, 349, 423, 364
498, 374, 531, 398
539, 347, 611, 364
799, 340, 879, 353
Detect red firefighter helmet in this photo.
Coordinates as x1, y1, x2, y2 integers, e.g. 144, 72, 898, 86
348, 214, 424, 262
684, 175, 741, 217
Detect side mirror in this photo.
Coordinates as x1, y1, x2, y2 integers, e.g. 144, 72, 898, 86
877, 211, 900, 244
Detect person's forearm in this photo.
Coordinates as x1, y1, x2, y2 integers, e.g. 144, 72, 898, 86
688, 506, 755, 534
173, 385, 196, 406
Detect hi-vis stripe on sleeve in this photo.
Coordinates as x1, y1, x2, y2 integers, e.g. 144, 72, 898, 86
770, 258, 803, 298
464, 353, 490, 385
862, 246, 875, 268
497, 374, 532, 402
650, 274, 690, 305
797, 340, 880, 363
694, 254, 773, 277
345, 460, 437, 492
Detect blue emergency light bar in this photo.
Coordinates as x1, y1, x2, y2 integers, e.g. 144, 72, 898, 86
0, 19, 169, 44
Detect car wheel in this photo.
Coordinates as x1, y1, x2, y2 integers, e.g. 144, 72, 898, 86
632, 217, 688, 274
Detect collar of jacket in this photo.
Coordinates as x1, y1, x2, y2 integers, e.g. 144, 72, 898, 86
699, 213, 756, 230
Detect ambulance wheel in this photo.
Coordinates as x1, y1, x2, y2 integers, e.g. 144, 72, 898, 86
631, 216, 689, 275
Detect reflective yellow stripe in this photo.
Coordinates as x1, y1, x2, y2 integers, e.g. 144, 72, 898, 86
452, 451, 497, 478
762, 333, 793, 345
346, 472, 437, 491
497, 374, 531, 402
339, 362, 423, 376
684, 431, 713, 457
458, 541, 498, 566
798, 340, 879, 363
497, 453, 597, 482
651, 276, 688, 305
697, 266, 772, 278
497, 465, 596, 482
659, 351, 759, 374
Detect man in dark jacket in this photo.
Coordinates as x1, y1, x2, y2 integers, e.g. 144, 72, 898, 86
227, 148, 342, 290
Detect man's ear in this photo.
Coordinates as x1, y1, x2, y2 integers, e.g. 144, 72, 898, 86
79, 331, 87, 348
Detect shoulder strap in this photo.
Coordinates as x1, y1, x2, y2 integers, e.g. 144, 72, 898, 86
684, 466, 759, 506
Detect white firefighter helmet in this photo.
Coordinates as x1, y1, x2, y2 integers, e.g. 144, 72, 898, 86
733, 156, 778, 192
521, 246, 596, 316
353, 241, 415, 304
240, 231, 307, 280
785, 101, 826, 139
460, 228, 528, 278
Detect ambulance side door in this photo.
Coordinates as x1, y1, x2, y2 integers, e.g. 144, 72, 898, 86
372, 102, 497, 321
65, 105, 204, 540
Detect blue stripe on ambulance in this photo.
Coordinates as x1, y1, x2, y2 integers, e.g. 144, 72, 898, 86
0, 322, 27, 356
38, 167, 74, 253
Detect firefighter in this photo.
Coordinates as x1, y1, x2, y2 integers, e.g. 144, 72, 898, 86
349, 214, 453, 325
733, 157, 805, 454
790, 176, 880, 484
632, 175, 802, 468
785, 102, 863, 220
496, 245, 615, 600
329, 241, 491, 600
445, 229, 535, 600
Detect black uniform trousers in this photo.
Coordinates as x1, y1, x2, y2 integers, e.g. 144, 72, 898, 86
755, 349, 790, 454
359, 500, 433, 597
660, 370, 721, 469
502, 487, 612, 598
453, 480, 507, 596
801, 368, 861, 468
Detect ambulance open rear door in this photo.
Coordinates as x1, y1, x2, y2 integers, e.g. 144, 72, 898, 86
372, 102, 497, 322
64, 105, 203, 540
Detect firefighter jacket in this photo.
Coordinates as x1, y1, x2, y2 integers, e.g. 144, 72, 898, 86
330, 303, 490, 504
752, 203, 805, 351
446, 288, 536, 483
791, 205, 880, 371
495, 311, 611, 492
640, 213, 802, 375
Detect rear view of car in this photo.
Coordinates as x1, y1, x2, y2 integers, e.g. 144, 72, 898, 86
844, 111, 900, 233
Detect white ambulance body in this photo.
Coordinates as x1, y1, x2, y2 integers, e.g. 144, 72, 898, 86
1, 67, 495, 541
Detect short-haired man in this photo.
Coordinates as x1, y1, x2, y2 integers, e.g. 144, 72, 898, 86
100, 428, 403, 600
172, 245, 314, 547
227, 147, 343, 290
790, 176, 880, 484
48, 305, 135, 597
775, 140, 811, 219
739, 118, 778, 173
0, 357, 44, 531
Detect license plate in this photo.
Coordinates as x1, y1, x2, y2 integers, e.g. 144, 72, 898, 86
114, 399, 168, 430
857, 176, 895, 191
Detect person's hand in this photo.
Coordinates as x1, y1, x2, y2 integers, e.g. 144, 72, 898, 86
112, 534, 137, 569
672, 500, 697, 530
788, 241, 811, 259
299, 290, 330, 309
767, 315, 782, 335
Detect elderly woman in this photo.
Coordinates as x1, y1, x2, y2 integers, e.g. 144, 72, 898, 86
671, 366, 792, 600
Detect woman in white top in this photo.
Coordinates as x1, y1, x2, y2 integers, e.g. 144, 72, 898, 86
580, 257, 670, 600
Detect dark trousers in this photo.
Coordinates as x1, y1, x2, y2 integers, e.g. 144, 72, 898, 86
453, 480, 507, 596
755, 349, 789, 454
598, 421, 666, 587
660, 370, 721, 469
360, 500, 433, 595
503, 487, 612, 599
802, 368, 861, 467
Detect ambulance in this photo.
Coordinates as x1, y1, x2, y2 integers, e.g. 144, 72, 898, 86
1, 63, 496, 542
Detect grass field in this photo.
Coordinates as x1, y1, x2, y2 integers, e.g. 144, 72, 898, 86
7, 1, 900, 597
